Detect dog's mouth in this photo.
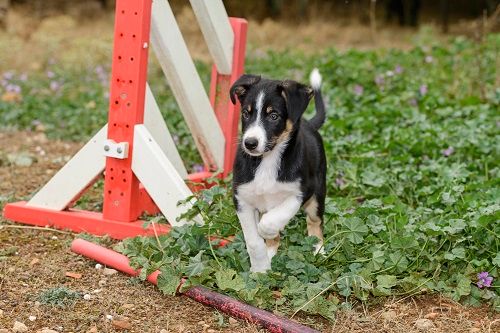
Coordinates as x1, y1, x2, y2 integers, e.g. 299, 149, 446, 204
242, 146, 264, 157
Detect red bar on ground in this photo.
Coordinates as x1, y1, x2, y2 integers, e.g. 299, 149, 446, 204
3, 202, 170, 240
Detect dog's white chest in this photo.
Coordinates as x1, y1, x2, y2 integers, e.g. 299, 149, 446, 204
236, 143, 301, 213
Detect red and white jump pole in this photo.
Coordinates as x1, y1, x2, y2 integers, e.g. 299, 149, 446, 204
3, 0, 247, 239
71, 239, 320, 333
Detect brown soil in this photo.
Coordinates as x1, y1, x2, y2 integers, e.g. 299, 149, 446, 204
1, 130, 499, 333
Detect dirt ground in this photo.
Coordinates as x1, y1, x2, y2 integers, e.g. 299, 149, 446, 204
1, 130, 499, 332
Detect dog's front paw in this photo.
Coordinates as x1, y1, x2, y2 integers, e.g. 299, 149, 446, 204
258, 217, 280, 240
250, 262, 271, 273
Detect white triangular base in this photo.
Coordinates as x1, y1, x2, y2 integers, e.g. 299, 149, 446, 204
26, 86, 192, 226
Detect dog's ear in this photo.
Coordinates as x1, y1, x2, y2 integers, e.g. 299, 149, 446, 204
279, 80, 313, 124
230, 74, 261, 105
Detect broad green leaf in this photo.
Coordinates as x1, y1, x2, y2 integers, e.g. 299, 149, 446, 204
215, 269, 245, 292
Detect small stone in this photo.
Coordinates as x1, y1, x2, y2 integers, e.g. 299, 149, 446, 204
83, 294, 91, 300
34, 301, 41, 307
28, 315, 36, 321
12, 321, 28, 332
111, 319, 131, 330
86, 326, 98, 333
207, 329, 216, 333
95, 264, 103, 269
424, 312, 439, 320
98, 279, 107, 287
197, 321, 205, 325
381, 310, 397, 321
228, 317, 238, 326
415, 318, 435, 331
40, 330, 59, 333
51, 236, 58, 240
105, 315, 113, 320
103, 268, 117, 276
29, 258, 40, 266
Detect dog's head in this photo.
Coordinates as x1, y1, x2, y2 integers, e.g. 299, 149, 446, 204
230, 74, 313, 157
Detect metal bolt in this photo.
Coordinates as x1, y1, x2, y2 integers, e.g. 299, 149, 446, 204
104, 145, 110, 152
117, 147, 123, 154
143, 42, 148, 49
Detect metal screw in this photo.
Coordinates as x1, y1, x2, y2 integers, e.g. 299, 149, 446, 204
104, 145, 110, 152
143, 42, 148, 49
117, 147, 123, 154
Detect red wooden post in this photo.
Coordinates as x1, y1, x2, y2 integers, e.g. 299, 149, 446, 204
209, 18, 247, 176
102, 0, 153, 222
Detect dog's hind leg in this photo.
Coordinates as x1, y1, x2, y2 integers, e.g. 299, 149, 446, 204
265, 235, 280, 260
304, 195, 325, 254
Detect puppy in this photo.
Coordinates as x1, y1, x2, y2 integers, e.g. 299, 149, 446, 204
230, 69, 327, 272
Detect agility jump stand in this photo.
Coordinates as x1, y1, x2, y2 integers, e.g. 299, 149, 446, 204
3, 0, 247, 239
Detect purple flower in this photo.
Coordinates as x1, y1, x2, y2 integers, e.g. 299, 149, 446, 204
335, 177, 345, 187
394, 65, 403, 74
442, 146, 454, 157
419, 84, 428, 96
1, 79, 8, 87
477, 272, 493, 288
19, 73, 28, 81
409, 98, 418, 106
374, 75, 384, 86
50, 81, 61, 91
2, 71, 14, 80
47, 71, 55, 79
192, 163, 205, 173
425, 55, 433, 63
353, 84, 364, 96
6, 84, 21, 93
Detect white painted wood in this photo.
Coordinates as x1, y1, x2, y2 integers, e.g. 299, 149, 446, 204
27, 126, 107, 210
189, 0, 234, 74
150, 0, 225, 169
132, 125, 196, 226
144, 83, 188, 179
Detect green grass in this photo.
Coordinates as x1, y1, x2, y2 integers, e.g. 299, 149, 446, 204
37, 286, 81, 308
1, 35, 499, 319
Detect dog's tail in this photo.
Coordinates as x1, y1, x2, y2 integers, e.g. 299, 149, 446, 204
308, 68, 326, 130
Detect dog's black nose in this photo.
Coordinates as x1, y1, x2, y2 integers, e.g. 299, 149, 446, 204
244, 137, 258, 150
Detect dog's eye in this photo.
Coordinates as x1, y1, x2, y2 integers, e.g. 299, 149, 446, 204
242, 110, 250, 120
269, 112, 279, 121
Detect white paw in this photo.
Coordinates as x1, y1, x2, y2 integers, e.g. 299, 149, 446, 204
267, 246, 278, 260
250, 262, 271, 273
257, 221, 280, 240
313, 243, 325, 255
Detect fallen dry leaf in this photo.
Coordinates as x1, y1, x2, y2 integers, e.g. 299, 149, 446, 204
65, 272, 82, 279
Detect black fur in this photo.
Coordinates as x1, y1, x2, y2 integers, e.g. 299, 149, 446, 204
230, 75, 327, 220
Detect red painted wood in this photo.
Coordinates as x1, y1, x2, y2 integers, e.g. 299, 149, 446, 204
209, 18, 247, 176
3, 202, 170, 239
103, 0, 153, 222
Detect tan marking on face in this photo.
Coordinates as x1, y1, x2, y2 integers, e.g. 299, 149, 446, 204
271, 119, 294, 146
266, 106, 273, 114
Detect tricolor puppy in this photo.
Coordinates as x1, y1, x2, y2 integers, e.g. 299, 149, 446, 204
230, 69, 327, 273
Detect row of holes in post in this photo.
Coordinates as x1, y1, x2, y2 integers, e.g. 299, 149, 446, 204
107, 167, 127, 197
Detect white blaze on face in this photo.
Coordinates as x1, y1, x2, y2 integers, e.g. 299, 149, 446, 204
243, 91, 266, 155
